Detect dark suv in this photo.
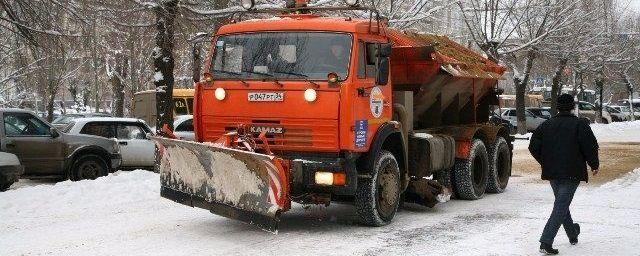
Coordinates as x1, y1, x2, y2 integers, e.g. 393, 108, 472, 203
0, 109, 121, 188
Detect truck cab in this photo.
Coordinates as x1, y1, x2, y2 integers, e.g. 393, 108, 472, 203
195, 15, 396, 202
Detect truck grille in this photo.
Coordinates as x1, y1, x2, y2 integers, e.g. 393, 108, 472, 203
200, 116, 339, 152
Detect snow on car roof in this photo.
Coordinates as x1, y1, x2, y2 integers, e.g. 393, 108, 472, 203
72, 117, 147, 124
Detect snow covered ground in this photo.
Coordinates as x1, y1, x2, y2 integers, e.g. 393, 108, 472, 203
2, 121, 640, 255
2, 170, 639, 255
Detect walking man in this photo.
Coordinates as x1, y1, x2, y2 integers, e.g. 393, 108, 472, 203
529, 94, 600, 255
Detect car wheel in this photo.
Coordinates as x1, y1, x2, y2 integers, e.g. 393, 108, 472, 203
71, 154, 108, 181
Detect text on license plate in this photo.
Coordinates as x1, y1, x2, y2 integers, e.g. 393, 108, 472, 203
248, 92, 284, 102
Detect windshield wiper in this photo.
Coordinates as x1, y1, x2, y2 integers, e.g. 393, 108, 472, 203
210, 69, 249, 86
242, 71, 283, 87
270, 71, 319, 88
211, 69, 241, 76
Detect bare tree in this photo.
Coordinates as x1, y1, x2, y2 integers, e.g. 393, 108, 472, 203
461, 0, 597, 133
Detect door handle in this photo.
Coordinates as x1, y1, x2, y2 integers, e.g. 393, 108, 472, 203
118, 141, 128, 145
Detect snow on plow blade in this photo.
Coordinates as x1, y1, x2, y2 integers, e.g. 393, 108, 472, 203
152, 137, 289, 232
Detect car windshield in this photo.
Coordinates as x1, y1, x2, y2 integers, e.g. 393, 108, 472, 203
61, 121, 75, 133
52, 114, 82, 124
211, 32, 352, 80
525, 110, 535, 117
540, 110, 551, 117
607, 107, 620, 113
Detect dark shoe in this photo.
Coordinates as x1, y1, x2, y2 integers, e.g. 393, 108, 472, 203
540, 242, 559, 255
570, 223, 580, 245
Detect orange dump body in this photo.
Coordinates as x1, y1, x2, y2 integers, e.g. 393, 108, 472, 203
386, 30, 505, 129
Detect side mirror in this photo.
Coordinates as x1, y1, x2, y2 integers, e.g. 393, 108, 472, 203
50, 128, 60, 138
376, 57, 389, 86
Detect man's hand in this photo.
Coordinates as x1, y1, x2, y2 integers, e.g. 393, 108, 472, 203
592, 169, 599, 176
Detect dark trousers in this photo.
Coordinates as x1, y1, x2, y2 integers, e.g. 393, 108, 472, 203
540, 179, 580, 245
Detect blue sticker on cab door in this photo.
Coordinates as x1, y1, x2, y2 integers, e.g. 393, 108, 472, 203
355, 120, 368, 148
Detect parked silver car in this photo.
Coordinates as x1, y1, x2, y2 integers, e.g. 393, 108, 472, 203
496, 108, 546, 132
576, 101, 612, 124
173, 115, 195, 141
609, 105, 639, 121
604, 105, 628, 122
65, 117, 155, 170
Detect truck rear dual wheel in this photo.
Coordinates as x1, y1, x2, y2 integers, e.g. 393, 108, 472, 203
356, 150, 401, 226
71, 154, 108, 181
453, 139, 489, 200
486, 137, 511, 193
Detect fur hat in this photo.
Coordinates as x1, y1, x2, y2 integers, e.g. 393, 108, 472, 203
557, 94, 575, 111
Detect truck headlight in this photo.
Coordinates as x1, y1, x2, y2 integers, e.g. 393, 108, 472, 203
315, 171, 346, 186
215, 87, 226, 100
304, 88, 317, 102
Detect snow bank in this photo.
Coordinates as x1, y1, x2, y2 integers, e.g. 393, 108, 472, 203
590, 121, 640, 143
599, 168, 640, 191
0, 170, 158, 218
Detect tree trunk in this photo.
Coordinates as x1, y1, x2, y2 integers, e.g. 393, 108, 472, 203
595, 76, 604, 122
515, 50, 537, 134
46, 81, 57, 122
153, 0, 178, 131
622, 69, 635, 121
47, 94, 55, 122
110, 52, 126, 117
91, 21, 100, 113
550, 58, 568, 116
192, 42, 202, 83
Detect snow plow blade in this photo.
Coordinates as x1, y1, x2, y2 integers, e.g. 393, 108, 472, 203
152, 137, 290, 233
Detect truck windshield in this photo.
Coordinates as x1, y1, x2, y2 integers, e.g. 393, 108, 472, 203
211, 32, 352, 80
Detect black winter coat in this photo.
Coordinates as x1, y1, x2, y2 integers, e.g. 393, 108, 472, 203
528, 113, 599, 182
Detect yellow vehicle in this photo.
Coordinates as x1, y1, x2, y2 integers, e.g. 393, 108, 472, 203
131, 89, 194, 126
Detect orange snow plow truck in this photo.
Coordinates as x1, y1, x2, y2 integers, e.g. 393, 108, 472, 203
153, 0, 511, 232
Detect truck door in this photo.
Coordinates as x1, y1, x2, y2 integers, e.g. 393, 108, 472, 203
352, 41, 392, 149
1, 112, 65, 175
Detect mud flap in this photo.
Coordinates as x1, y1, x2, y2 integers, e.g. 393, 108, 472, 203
152, 137, 290, 232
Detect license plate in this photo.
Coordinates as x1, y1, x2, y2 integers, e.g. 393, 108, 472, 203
250, 126, 284, 134
248, 92, 284, 102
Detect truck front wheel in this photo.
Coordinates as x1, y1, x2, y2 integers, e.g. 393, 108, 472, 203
453, 139, 489, 200
486, 137, 511, 193
356, 150, 401, 226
